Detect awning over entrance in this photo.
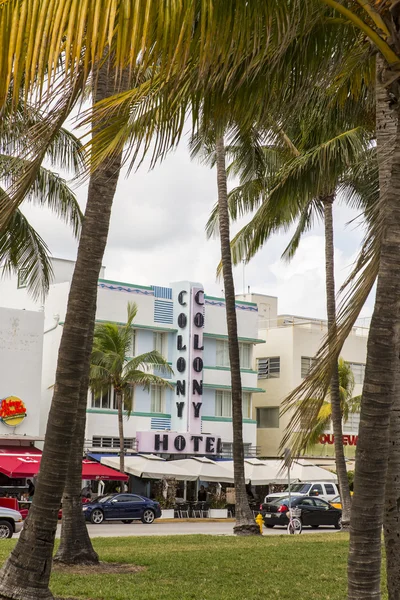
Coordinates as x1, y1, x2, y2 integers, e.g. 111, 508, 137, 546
82, 460, 128, 481
217, 458, 338, 484
0, 447, 42, 478
169, 457, 234, 483
101, 454, 194, 481
0, 448, 126, 481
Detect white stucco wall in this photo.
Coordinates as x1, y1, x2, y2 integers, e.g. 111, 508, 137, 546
253, 319, 368, 457
0, 308, 44, 438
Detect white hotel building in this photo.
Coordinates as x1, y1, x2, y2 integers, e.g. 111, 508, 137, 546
0, 258, 264, 457
0, 259, 369, 465
237, 293, 368, 461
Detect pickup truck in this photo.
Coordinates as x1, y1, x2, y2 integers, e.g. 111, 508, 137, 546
264, 481, 339, 504
0, 506, 24, 538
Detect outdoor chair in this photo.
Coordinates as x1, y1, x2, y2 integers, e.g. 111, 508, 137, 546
201, 502, 211, 518
179, 503, 190, 518
173, 505, 181, 518
191, 503, 203, 518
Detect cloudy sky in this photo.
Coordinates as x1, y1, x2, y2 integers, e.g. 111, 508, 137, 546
21, 138, 373, 324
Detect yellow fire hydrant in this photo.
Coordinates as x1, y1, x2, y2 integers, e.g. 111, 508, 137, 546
255, 513, 264, 534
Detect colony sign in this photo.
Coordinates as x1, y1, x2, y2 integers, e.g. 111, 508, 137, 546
136, 282, 222, 454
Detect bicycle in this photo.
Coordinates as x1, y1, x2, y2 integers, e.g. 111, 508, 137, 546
287, 507, 302, 534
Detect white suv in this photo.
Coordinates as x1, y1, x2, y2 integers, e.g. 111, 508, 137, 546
264, 482, 339, 504
0, 507, 24, 538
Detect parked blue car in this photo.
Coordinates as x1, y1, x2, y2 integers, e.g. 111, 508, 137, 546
82, 494, 161, 525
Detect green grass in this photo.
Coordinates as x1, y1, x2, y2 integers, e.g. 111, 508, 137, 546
0, 534, 388, 600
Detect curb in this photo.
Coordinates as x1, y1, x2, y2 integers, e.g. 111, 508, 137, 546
157, 518, 236, 523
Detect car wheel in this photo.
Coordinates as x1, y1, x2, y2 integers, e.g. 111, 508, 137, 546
311, 525, 319, 529
335, 516, 342, 530
0, 520, 13, 539
122, 520, 133, 524
141, 509, 155, 524
265, 524, 275, 529
90, 509, 104, 524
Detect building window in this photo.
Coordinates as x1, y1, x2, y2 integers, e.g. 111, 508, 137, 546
256, 407, 280, 428
215, 390, 251, 418
242, 392, 251, 419
257, 357, 280, 379
92, 436, 135, 449
239, 344, 251, 369
348, 362, 365, 385
91, 388, 117, 410
153, 332, 166, 355
301, 356, 316, 378
129, 330, 136, 357
151, 386, 164, 413
343, 412, 360, 433
221, 442, 254, 458
17, 268, 28, 289
216, 340, 251, 369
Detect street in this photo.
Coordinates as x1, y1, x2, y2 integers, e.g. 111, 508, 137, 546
46, 521, 341, 538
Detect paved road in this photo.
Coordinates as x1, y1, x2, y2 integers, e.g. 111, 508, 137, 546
49, 521, 340, 538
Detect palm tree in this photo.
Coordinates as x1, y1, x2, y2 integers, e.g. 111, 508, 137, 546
207, 106, 375, 529
214, 136, 260, 536
0, 58, 132, 596
0, 94, 84, 296
301, 358, 361, 449
0, 2, 397, 596
90, 302, 173, 474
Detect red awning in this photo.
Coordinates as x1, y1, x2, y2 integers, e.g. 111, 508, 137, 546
0, 447, 42, 478
82, 460, 128, 481
0, 448, 127, 481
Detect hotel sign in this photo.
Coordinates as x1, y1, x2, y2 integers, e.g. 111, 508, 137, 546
136, 282, 222, 454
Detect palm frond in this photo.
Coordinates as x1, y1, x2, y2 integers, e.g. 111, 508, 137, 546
0, 155, 83, 238
279, 210, 380, 455
0, 205, 53, 299
124, 351, 173, 375
123, 371, 173, 393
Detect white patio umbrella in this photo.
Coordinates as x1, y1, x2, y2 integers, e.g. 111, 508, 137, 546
217, 459, 287, 485
286, 459, 338, 483
243, 459, 288, 485
101, 454, 195, 481
217, 458, 337, 485
169, 457, 235, 483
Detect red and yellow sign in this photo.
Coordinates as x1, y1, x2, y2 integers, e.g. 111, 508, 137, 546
0, 396, 27, 427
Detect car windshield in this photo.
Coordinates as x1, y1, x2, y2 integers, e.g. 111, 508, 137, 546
94, 495, 114, 504
282, 483, 311, 493
331, 496, 340, 503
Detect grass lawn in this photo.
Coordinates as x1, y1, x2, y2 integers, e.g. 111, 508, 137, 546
0, 533, 387, 600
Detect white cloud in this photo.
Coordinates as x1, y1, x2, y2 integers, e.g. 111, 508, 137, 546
20, 139, 374, 321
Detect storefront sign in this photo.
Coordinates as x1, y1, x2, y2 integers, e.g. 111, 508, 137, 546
0, 396, 27, 427
136, 431, 222, 454
319, 434, 358, 446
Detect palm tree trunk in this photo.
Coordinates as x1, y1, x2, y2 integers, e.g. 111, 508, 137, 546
322, 195, 351, 529
384, 368, 400, 600
377, 55, 400, 600
215, 135, 259, 536
54, 306, 99, 565
117, 392, 125, 475
348, 61, 400, 599
0, 62, 128, 600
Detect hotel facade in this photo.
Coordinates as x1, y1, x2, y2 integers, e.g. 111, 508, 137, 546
0, 258, 264, 458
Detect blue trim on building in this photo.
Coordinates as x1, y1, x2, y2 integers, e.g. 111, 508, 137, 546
98, 282, 154, 296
